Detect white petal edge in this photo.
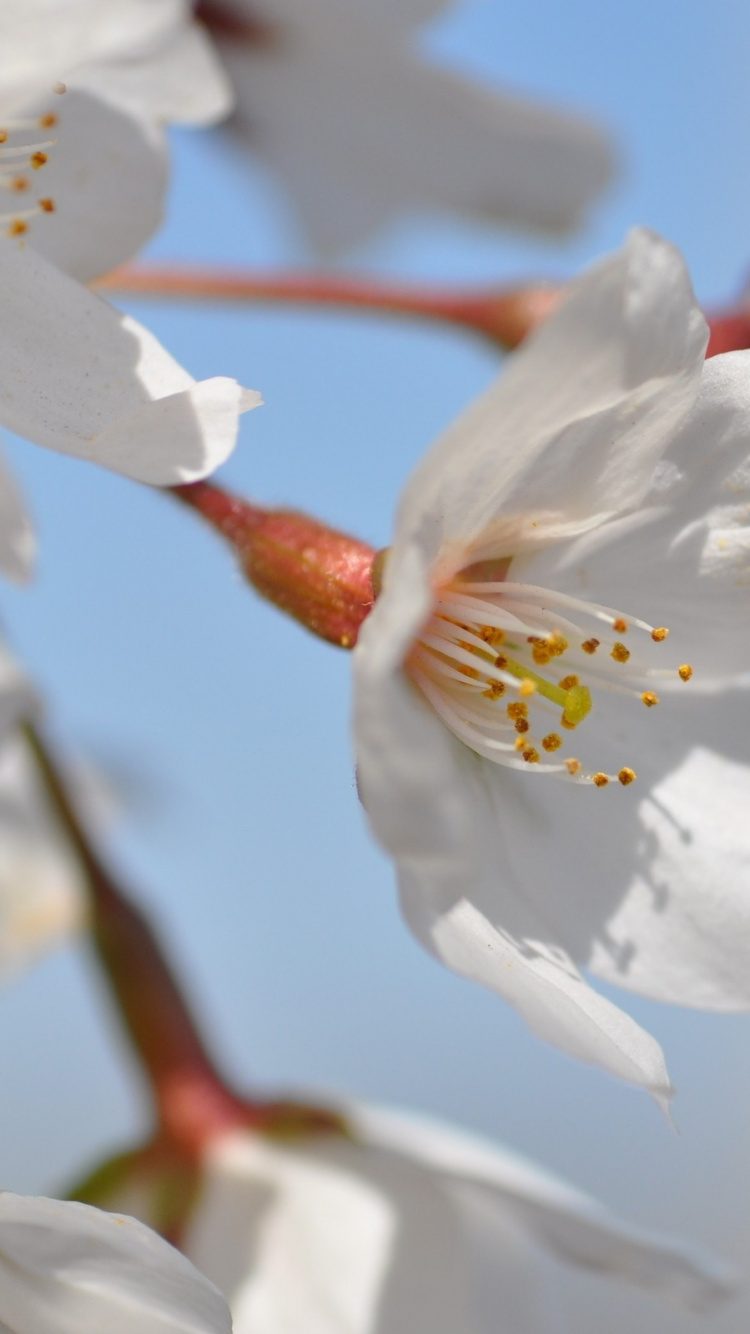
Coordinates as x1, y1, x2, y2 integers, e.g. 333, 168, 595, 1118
0, 1192, 232, 1334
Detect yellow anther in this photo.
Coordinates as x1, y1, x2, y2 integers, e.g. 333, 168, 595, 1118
507, 702, 528, 721
610, 642, 630, 663
558, 674, 579, 691
519, 678, 536, 698
581, 638, 600, 655
592, 772, 609, 787
38, 112, 57, 128
522, 748, 540, 764
532, 644, 551, 666
482, 681, 506, 700
612, 617, 628, 633
495, 653, 508, 668
514, 718, 530, 734
542, 733, 562, 752
565, 758, 581, 775
30, 151, 47, 169
561, 684, 592, 729
641, 691, 659, 707
514, 736, 526, 751
0, 130, 7, 144
10, 176, 28, 192
651, 627, 669, 642
39, 197, 54, 212
678, 664, 693, 682
479, 626, 505, 647
7, 219, 27, 235
546, 632, 568, 657
618, 768, 637, 786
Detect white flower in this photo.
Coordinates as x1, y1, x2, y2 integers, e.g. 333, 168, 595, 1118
0, 4, 254, 580
202, 0, 613, 252
173, 1104, 733, 1332
354, 228, 750, 1101
0, 1191, 232, 1334
0, 1, 232, 281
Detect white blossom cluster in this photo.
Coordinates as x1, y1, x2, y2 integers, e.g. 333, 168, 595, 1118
0, 3, 748, 1334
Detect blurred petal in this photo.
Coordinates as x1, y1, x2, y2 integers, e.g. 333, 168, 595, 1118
0, 1193, 232, 1334
0, 442, 34, 582
218, 0, 612, 252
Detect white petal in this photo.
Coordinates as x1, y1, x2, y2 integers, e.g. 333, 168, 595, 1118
0, 244, 259, 483
0, 1193, 231, 1334
390, 230, 708, 585
354, 559, 671, 1095
351, 1104, 735, 1310
22, 88, 167, 283
72, 23, 233, 126
0, 0, 186, 110
185, 1132, 480, 1334
219, 0, 612, 253
520, 349, 750, 682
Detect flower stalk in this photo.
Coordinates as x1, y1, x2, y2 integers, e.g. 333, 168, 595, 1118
23, 724, 348, 1162
173, 481, 376, 648
97, 264, 562, 351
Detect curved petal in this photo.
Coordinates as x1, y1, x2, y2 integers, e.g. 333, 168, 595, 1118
351, 1104, 735, 1310
24, 88, 167, 283
185, 1132, 481, 1334
519, 350, 750, 682
221, 0, 612, 254
0, 1193, 231, 1334
0, 244, 259, 483
73, 22, 233, 126
390, 230, 708, 582
0, 0, 184, 112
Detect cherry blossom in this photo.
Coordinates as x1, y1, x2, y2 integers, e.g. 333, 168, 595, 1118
171, 1105, 733, 1332
354, 228, 750, 1099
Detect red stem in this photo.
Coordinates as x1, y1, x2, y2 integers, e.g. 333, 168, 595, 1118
24, 725, 248, 1152
97, 264, 561, 350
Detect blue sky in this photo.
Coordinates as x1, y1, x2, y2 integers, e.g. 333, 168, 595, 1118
1, 3, 750, 1328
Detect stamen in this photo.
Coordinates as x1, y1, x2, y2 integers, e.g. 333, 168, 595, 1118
651, 627, 669, 642
407, 572, 688, 786
678, 664, 693, 682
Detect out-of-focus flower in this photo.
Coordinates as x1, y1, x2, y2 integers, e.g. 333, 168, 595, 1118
354, 227, 750, 1100
97, 1103, 733, 1333
0, 1, 231, 280
198, 0, 613, 252
0, 731, 91, 981
0, 4, 255, 579
0, 1191, 232, 1334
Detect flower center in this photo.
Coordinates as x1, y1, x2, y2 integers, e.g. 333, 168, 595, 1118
406, 571, 692, 787
0, 91, 62, 236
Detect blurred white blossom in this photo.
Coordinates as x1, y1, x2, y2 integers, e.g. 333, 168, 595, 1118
0, 1191, 232, 1334
202, 0, 613, 252
166, 1104, 733, 1333
355, 227, 750, 1100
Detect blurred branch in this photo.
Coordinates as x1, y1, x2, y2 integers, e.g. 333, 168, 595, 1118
96, 263, 562, 350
